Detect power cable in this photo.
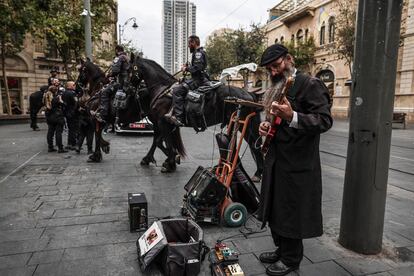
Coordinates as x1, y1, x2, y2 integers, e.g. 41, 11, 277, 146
203, 0, 251, 37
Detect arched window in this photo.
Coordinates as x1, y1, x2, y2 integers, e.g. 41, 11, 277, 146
280, 36, 284, 43
305, 29, 309, 41
320, 22, 326, 45
328, 17, 335, 43
291, 34, 295, 45
296, 29, 304, 44
275, 38, 279, 44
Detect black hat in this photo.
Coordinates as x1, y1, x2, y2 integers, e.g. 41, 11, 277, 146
260, 44, 288, 66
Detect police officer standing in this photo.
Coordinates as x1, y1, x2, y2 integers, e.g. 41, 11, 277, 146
62, 81, 79, 150
165, 35, 209, 126
95, 45, 129, 123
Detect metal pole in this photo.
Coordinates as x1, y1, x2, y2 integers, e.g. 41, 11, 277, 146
84, 0, 92, 60
118, 24, 121, 45
339, 0, 403, 254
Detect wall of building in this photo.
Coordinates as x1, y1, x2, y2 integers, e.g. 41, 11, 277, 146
0, 2, 118, 116
265, 0, 414, 122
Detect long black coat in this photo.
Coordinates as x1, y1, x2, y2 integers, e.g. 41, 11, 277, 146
257, 72, 333, 239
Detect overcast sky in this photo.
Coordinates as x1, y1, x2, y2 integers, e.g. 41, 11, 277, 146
118, 0, 280, 64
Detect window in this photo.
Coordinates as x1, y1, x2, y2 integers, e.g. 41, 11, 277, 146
275, 38, 279, 43
328, 17, 335, 43
305, 29, 309, 41
291, 34, 295, 44
1, 78, 22, 114
320, 22, 326, 45
45, 35, 59, 59
296, 29, 304, 43
280, 36, 284, 43
35, 37, 46, 53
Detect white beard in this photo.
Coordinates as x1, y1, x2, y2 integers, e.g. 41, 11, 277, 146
262, 66, 296, 120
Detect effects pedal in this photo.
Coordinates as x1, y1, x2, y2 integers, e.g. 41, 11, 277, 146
211, 241, 244, 276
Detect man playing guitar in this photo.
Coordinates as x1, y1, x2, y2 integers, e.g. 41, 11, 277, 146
257, 44, 333, 276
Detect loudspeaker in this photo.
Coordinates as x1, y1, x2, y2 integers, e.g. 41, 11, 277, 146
186, 167, 227, 207
128, 193, 148, 232
184, 166, 204, 192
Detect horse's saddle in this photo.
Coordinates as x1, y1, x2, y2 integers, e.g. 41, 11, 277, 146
184, 81, 222, 132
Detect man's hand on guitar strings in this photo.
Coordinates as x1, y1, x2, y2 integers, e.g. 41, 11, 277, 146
270, 97, 294, 122
259, 121, 271, 136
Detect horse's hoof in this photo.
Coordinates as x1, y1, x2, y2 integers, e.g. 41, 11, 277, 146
175, 155, 181, 165
102, 145, 110, 154
161, 164, 176, 173
87, 158, 100, 163
161, 166, 172, 173
87, 154, 102, 163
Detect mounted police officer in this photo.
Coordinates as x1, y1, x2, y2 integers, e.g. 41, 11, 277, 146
95, 45, 129, 123
165, 35, 209, 126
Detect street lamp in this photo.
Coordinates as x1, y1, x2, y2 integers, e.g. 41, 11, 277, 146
118, 17, 138, 44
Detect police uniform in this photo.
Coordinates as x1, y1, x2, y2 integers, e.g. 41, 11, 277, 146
167, 47, 209, 126
108, 51, 130, 88
62, 88, 79, 148
99, 51, 129, 120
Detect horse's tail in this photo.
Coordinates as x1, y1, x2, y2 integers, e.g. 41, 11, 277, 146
171, 128, 186, 157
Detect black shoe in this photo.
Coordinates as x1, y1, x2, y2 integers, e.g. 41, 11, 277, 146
266, 260, 299, 276
75, 147, 81, 154
58, 148, 68, 153
164, 114, 184, 127
87, 149, 93, 154
48, 148, 57, 152
259, 250, 280, 263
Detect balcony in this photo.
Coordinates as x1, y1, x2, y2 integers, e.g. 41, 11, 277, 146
280, 5, 315, 26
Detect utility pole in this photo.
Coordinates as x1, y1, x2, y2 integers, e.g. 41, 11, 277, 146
339, 0, 403, 254
83, 0, 93, 60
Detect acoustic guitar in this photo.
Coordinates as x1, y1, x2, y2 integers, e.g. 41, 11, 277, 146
261, 76, 294, 155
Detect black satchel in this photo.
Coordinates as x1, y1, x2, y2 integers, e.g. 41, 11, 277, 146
185, 90, 207, 132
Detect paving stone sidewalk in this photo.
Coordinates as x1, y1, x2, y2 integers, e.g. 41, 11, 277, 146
0, 121, 413, 276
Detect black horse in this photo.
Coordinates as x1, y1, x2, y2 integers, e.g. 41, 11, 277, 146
130, 56, 264, 174
29, 85, 49, 130
76, 59, 112, 162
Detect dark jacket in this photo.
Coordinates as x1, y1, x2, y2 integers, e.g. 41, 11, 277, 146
62, 89, 78, 119
257, 72, 333, 239
46, 93, 66, 125
109, 51, 129, 87
187, 47, 209, 85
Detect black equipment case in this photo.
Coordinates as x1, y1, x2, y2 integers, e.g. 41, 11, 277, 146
136, 218, 208, 276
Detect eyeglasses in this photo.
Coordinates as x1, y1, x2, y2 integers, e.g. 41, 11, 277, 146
266, 56, 286, 71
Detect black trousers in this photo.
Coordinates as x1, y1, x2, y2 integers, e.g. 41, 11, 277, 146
47, 122, 64, 149
271, 229, 303, 266
78, 122, 93, 151
100, 83, 120, 117
66, 116, 79, 146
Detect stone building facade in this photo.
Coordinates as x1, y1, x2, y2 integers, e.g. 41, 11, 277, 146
0, 3, 118, 116
265, 0, 414, 122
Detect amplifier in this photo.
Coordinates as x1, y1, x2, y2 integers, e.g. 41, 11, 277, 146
128, 193, 148, 232
185, 167, 227, 207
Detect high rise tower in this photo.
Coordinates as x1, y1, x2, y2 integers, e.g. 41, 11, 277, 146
162, 0, 196, 74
